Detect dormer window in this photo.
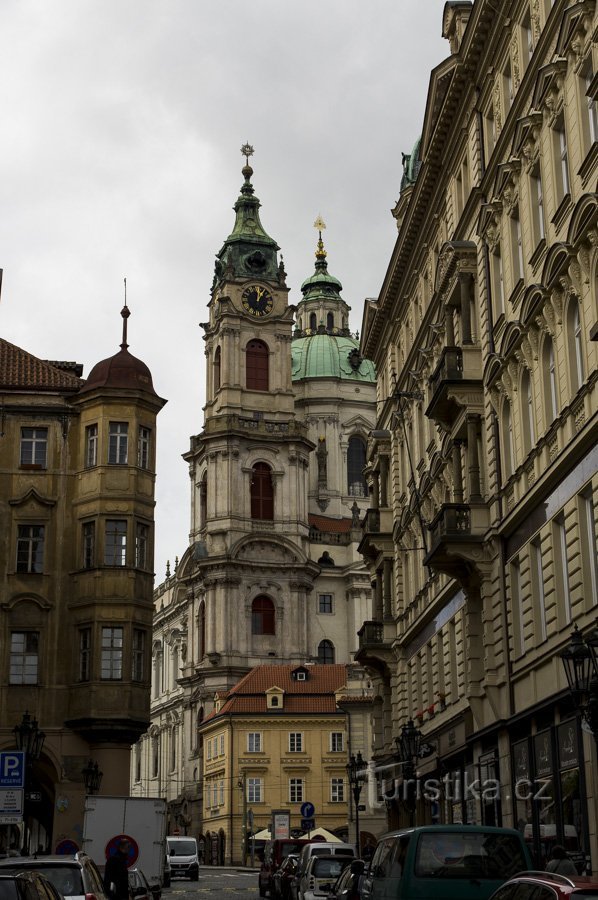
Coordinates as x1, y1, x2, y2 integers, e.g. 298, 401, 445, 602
266, 687, 284, 709
291, 666, 309, 682
296, 672, 306, 682
271, 696, 279, 706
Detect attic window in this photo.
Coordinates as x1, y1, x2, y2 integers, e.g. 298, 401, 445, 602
270, 696, 279, 707
296, 672, 306, 682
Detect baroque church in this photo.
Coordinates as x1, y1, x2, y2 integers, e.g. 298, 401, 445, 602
132, 149, 378, 840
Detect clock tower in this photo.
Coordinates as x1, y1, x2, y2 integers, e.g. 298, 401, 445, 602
180, 146, 318, 695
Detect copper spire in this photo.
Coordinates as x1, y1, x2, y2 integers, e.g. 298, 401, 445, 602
121, 277, 130, 350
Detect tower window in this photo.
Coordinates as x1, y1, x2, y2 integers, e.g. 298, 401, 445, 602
252, 596, 275, 635
251, 462, 274, 520
108, 422, 128, 465
309, 312, 317, 332
317, 639, 335, 664
246, 339, 269, 391
347, 435, 367, 497
214, 346, 221, 392
327, 312, 334, 330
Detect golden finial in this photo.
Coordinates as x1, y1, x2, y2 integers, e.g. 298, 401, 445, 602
313, 215, 327, 259
241, 142, 254, 165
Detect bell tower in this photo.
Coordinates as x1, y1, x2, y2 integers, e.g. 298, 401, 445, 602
181, 146, 318, 692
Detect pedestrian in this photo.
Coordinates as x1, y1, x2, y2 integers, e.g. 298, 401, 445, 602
546, 845, 577, 875
103, 839, 131, 900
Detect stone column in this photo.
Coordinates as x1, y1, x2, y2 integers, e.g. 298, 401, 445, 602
459, 272, 473, 344
452, 441, 464, 503
383, 558, 393, 619
466, 414, 482, 501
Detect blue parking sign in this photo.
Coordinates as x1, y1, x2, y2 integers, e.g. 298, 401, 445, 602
0, 752, 25, 788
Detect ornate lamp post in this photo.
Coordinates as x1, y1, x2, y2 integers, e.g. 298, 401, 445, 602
346, 751, 367, 856
81, 760, 103, 795
560, 625, 598, 738
395, 719, 422, 826
13, 711, 46, 854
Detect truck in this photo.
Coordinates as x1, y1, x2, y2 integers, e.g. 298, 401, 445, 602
82, 796, 169, 887
166, 834, 199, 881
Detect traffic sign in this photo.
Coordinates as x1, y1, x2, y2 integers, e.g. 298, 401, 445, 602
0, 788, 23, 819
0, 753, 25, 789
105, 834, 139, 867
300, 801, 315, 818
301, 818, 315, 832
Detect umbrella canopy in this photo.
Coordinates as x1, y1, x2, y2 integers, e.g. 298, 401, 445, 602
299, 827, 342, 842
251, 828, 272, 840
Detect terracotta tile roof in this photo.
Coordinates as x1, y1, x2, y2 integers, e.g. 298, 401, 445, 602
308, 514, 352, 534
0, 339, 83, 391
203, 664, 349, 722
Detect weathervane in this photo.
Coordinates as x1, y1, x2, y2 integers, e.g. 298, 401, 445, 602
241, 142, 254, 165
313, 215, 327, 259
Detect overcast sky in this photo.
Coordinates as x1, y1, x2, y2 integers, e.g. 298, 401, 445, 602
1, 0, 448, 581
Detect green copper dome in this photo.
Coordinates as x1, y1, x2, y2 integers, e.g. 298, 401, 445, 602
300, 230, 343, 301
291, 334, 376, 382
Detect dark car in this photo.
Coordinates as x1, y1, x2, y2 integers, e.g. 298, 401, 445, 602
0, 872, 64, 900
489, 871, 598, 900
326, 859, 365, 900
272, 855, 298, 900
128, 868, 161, 900
260, 840, 312, 898
0, 853, 108, 900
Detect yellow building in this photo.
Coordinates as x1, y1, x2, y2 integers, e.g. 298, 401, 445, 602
358, 0, 597, 871
198, 663, 375, 866
0, 306, 165, 853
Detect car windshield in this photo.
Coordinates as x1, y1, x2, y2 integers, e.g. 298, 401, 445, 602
312, 859, 348, 878
0, 881, 19, 900
414, 833, 528, 879
168, 842, 195, 856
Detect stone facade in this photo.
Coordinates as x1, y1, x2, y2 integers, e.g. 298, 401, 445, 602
0, 310, 165, 854
358, 0, 597, 872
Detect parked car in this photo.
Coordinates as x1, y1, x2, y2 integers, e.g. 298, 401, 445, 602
298, 855, 352, 900
296, 844, 355, 884
361, 825, 533, 900
260, 840, 312, 898
128, 868, 161, 900
325, 859, 366, 900
0, 852, 108, 900
0, 872, 64, 900
272, 855, 299, 900
489, 871, 598, 900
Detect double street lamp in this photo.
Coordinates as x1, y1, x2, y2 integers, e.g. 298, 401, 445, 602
82, 760, 103, 795
395, 719, 422, 826
13, 712, 46, 855
346, 752, 367, 856
560, 624, 598, 738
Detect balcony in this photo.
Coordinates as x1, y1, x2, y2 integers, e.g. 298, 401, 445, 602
426, 345, 483, 428
424, 502, 489, 581
355, 620, 395, 674
358, 507, 394, 562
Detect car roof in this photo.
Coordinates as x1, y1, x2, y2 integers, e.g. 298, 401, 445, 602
0, 856, 88, 866
379, 824, 524, 838
508, 873, 598, 890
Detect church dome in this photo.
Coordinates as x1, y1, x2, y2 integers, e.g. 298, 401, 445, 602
291, 333, 376, 383
80, 304, 159, 396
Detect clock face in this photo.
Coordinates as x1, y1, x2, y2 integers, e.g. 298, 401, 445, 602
242, 284, 274, 317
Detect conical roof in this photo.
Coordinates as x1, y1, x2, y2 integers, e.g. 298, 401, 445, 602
80, 305, 159, 396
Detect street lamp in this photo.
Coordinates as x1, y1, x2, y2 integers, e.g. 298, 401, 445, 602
395, 719, 422, 826
560, 625, 598, 737
13, 711, 45, 855
81, 760, 103, 795
346, 751, 367, 856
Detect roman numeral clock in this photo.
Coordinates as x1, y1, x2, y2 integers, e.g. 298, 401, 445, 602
241, 283, 274, 317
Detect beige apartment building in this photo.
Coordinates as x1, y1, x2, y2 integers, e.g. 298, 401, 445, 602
0, 307, 165, 854
358, 0, 597, 871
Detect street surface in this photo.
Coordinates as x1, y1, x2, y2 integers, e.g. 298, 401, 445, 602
166, 869, 259, 896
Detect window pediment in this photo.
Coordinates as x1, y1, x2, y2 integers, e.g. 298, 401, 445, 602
493, 160, 521, 215
477, 202, 502, 250
9, 487, 56, 508
511, 112, 543, 171
556, 1, 596, 67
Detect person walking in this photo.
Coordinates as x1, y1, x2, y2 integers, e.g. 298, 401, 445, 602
546, 845, 577, 875
103, 838, 131, 900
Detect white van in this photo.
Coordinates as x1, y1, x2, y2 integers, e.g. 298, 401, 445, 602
296, 842, 355, 898
166, 835, 199, 881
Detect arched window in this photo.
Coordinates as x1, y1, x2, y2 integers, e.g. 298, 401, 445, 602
542, 337, 558, 425
252, 596, 275, 635
327, 312, 334, 331
501, 401, 514, 479
213, 346, 221, 392
251, 462, 274, 520
246, 339, 269, 391
317, 640, 335, 664
199, 472, 207, 528
567, 299, 585, 392
347, 435, 367, 496
309, 312, 317, 332
521, 370, 535, 453
198, 601, 206, 660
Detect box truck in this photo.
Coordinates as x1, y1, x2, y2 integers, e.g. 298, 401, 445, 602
82, 796, 168, 887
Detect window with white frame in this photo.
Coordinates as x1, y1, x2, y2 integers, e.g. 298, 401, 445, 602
85, 424, 98, 468
330, 732, 344, 753
135, 522, 149, 569
289, 778, 304, 803
138, 426, 151, 469
248, 732, 262, 753
510, 558, 525, 657
20, 427, 48, 467
108, 422, 128, 465
219, 779, 225, 806
510, 209, 524, 285
248, 778, 262, 803
580, 490, 598, 605
132, 629, 145, 681
105, 520, 127, 566
206, 741, 212, 761
289, 732, 303, 753
331, 778, 345, 802
79, 627, 91, 682
83, 521, 95, 569
531, 539, 547, 642
530, 168, 545, 245
17, 525, 45, 573
10, 631, 39, 684
554, 516, 572, 625
220, 734, 225, 756
553, 121, 570, 202
101, 626, 123, 680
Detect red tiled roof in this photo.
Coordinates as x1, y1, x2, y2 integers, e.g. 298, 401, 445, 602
0, 339, 83, 391
308, 514, 352, 534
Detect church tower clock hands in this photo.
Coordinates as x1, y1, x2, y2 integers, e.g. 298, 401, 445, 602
180, 145, 318, 699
